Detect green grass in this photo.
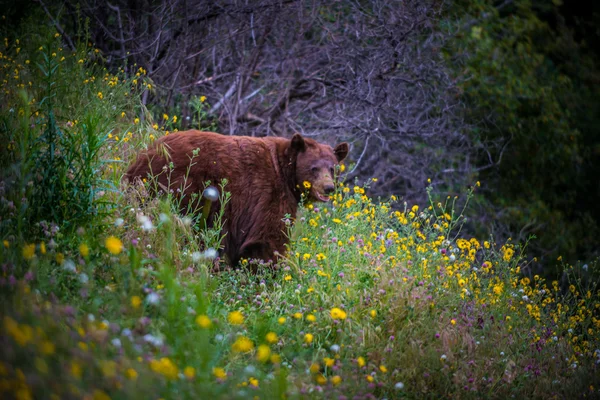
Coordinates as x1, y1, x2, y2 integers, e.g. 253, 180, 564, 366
0, 27, 599, 400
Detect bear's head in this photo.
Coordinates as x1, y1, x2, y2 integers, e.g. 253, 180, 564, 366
290, 133, 349, 202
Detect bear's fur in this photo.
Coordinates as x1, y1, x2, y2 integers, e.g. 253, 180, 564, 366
125, 130, 348, 266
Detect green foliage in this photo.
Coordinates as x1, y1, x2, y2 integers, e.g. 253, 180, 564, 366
445, 0, 600, 268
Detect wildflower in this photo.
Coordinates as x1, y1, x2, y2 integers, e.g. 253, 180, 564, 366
303, 181, 311, 189
134, 117, 140, 124
330, 307, 347, 320
266, 332, 278, 344
451, 319, 456, 326
22, 243, 35, 260
100, 360, 117, 378
39, 340, 55, 355
200, 96, 207, 102
196, 315, 212, 329
278, 317, 286, 325
324, 357, 335, 367
379, 365, 388, 373
304, 333, 314, 344
331, 375, 342, 386
357, 356, 366, 367
40, 242, 46, 254
79, 243, 89, 257
105, 236, 123, 255
97, 92, 103, 100
369, 309, 377, 318
306, 314, 316, 322
249, 377, 259, 387
2, 240, 8, 248
213, 367, 227, 380
129, 296, 142, 309
256, 345, 271, 363
184, 366, 196, 379
228, 311, 245, 325
146, 293, 160, 305
150, 357, 179, 380
232, 336, 254, 353
395, 382, 405, 390
125, 368, 138, 380
293, 312, 303, 319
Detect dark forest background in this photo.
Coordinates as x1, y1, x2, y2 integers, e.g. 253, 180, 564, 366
3, 0, 599, 274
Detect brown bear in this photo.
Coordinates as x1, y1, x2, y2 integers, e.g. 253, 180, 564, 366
125, 130, 348, 266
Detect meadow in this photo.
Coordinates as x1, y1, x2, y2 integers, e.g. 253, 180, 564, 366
1, 28, 599, 400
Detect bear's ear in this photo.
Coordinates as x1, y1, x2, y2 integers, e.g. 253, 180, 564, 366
334, 142, 349, 162
291, 133, 306, 152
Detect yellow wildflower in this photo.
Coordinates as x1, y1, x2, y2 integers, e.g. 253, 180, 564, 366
304, 333, 314, 344
105, 236, 123, 255
79, 243, 89, 257
22, 243, 35, 260
331, 375, 342, 386
330, 307, 347, 320
231, 336, 254, 353
228, 311, 245, 325
256, 345, 271, 363
184, 366, 195, 379
131, 296, 142, 309
213, 367, 227, 380
265, 332, 278, 344
195, 315, 212, 329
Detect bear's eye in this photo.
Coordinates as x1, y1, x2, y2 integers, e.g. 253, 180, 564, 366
311, 167, 319, 174
330, 167, 335, 176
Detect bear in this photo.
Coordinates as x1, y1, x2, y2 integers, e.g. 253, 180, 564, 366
124, 130, 349, 267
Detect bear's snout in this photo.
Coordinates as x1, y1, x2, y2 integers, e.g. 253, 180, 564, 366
324, 184, 335, 195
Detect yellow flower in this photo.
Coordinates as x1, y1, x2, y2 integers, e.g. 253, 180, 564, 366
134, 117, 140, 124
184, 366, 195, 379
309, 363, 320, 373
2, 240, 8, 248
450, 319, 456, 326
503, 247, 514, 262
323, 357, 335, 367
163, 113, 169, 121
39, 340, 55, 355
40, 242, 46, 254
293, 312, 303, 320
270, 354, 281, 364
196, 315, 212, 329
256, 345, 271, 363
493, 285, 503, 295
22, 243, 35, 260
249, 377, 259, 387
149, 357, 178, 380
231, 336, 254, 353
131, 296, 142, 309
330, 307, 347, 320
339, 164, 345, 172
172, 115, 178, 123
331, 375, 342, 386
125, 368, 138, 380
79, 243, 89, 257
316, 374, 327, 385
304, 333, 314, 344
213, 367, 227, 380
284, 274, 292, 281
70, 362, 82, 379
200, 96, 207, 103
369, 309, 377, 318
97, 92, 103, 100
357, 356, 366, 367
265, 332, 278, 344
277, 317, 286, 325
379, 365, 388, 373
228, 311, 245, 325
303, 181, 311, 189
105, 236, 123, 255
306, 314, 316, 322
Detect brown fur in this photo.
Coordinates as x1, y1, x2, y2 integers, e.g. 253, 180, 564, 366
124, 130, 348, 266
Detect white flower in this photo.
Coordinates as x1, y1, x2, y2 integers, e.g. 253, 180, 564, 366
79, 273, 89, 284
122, 328, 132, 337
500, 352, 505, 356
394, 382, 405, 390
143, 334, 163, 347
111, 338, 122, 347
115, 218, 124, 227
159, 213, 169, 223
215, 334, 224, 342
63, 259, 76, 272
192, 251, 202, 262
449, 254, 456, 262
203, 186, 219, 202
88, 314, 95, 322
146, 292, 160, 305
440, 354, 447, 360
330, 344, 340, 353
522, 295, 529, 302
203, 248, 218, 259
137, 214, 154, 231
